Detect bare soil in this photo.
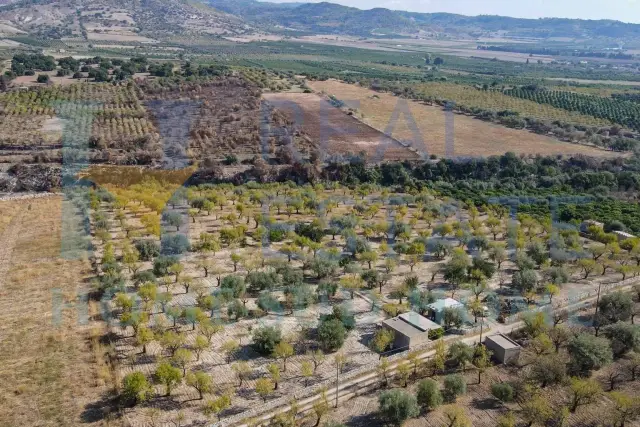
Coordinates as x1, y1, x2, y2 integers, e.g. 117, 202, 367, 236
263, 92, 420, 162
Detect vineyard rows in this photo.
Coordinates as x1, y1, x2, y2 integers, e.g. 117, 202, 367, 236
414, 83, 611, 127
503, 88, 640, 131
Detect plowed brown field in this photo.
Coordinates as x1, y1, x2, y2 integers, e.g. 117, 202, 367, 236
263, 92, 421, 162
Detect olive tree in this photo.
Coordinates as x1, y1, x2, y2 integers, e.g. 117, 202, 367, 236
567, 333, 613, 375
378, 389, 419, 427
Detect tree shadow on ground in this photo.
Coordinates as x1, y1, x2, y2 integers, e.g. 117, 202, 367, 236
221, 404, 249, 418
471, 397, 500, 410
346, 412, 383, 427
135, 353, 158, 365
80, 392, 120, 423
235, 343, 261, 362
234, 387, 254, 400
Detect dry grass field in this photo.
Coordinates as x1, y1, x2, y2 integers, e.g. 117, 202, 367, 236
0, 196, 115, 427
307, 80, 621, 159
263, 92, 420, 162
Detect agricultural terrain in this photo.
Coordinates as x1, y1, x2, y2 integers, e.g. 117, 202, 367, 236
0, 195, 113, 427
323, 347, 640, 427
0, 74, 320, 192
307, 80, 621, 159
87, 178, 640, 426
1, 4, 640, 426
263, 92, 420, 162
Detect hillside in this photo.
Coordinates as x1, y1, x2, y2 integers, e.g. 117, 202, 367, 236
206, 0, 640, 40
0, 0, 251, 41
4, 0, 640, 45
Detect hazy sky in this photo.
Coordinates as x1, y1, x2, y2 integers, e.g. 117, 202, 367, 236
266, 0, 640, 23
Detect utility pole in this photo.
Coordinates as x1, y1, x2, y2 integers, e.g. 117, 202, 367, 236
333, 353, 345, 409
334, 362, 340, 408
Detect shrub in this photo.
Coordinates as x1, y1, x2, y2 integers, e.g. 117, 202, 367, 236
427, 327, 445, 340
36, 74, 50, 83
567, 333, 613, 375
220, 275, 246, 298
295, 222, 325, 242
604, 220, 626, 232
443, 374, 467, 402
153, 255, 179, 277
121, 372, 151, 404
161, 234, 191, 255
378, 389, 419, 426
252, 326, 282, 355
382, 303, 409, 317
317, 318, 346, 351
416, 379, 443, 411
310, 256, 338, 279
602, 322, 640, 357
135, 239, 160, 261
491, 383, 514, 403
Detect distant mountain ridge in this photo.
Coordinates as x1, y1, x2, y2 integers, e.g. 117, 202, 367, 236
3, 0, 640, 43
0, 0, 250, 40
205, 0, 640, 40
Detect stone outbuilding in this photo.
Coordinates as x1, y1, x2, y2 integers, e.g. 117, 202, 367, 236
484, 333, 521, 364
426, 298, 464, 324
382, 311, 442, 350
